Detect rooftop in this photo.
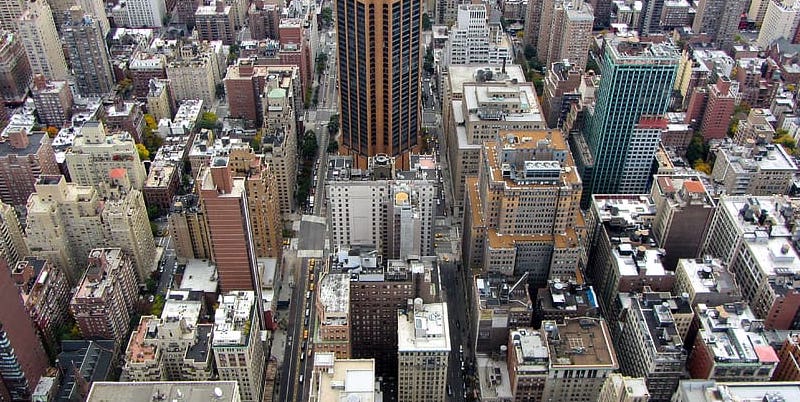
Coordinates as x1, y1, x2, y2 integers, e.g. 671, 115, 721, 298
695, 303, 777, 365
447, 64, 526, 98
716, 140, 797, 173
75, 249, 127, 299
179, 259, 218, 293
0, 131, 45, 158
318, 273, 349, 326
536, 279, 599, 314
542, 317, 618, 369
313, 354, 379, 402
476, 354, 514, 399
676, 258, 740, 304
675, 380, 800, 401
463, 81, 543, 124
510, 328, 549, 370
653, 175, 715, 209
398, 302, 451, 352
57, 340, 116, 402
476, 274, 532, 311
212, 291, 255, 346
125, 316, 159, 364
86, 381, 240, 402
627, 295, 686, 356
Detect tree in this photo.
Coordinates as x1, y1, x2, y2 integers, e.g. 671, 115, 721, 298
327, 140, 339, 153
422, 13, 432, 31
328, 114, 339, 136
423, 47, 434, 74
686, 133, 709, 165
524, 44, 537, 60
150, 295, 165, 316
199, 112, 218, 130
774, 130, 798, 155
251, 130, 264, 152
136, 143, 150, 161
315, 53, 329, 76
301, 130, 318, 159
45, 126, 59, 138
321, 7, 333, 27
586, 53, 600, 73
693, 159, 712, 174
144, 114, 158, 130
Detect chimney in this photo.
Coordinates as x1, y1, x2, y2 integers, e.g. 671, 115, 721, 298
33, 74, 47, 91
210, 158, 233, 194
7, 129, 29, 149
216, 0, 225, 12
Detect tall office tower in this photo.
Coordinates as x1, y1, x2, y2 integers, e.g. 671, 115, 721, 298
446, 80, 545, 219
175, 0, 201, 28
326, 154, 437, 259
0, 129, 59, 207
31, 74, 73, 128
26, 175, 155, 284
541, 317, 618, 401
198, 159, 258, 291
445, 4, 512, 66
615, 294, 687, 401
213, 291, 265, 402
0, 0, 25, 31
261, 67, 300, 214
694, 77, 736, 141
757, 0, 800, 48
462, 130, 584, 285
582, 40, 678, 199
336, 0, 423, 169
638, 0, 666, 35
0, 32, 32, 104
539, 0, 594, 70
228, 146, 283, 258
62, 7, 114, 96
0, 261, 49, 402
542, 61, 583, 128
650, 175, 715, 270
11, 257, 71, 347
598, 374, 651, 402
0, 202, 28, 266
195, 1, 236, 45
692, 0, 747, 51
348, 256, 438, 393
16, 0, 68, 81
66, 120, 147, 195
70, 248, 138, 345
169, 194, 213, 262
114, 0, 167, 27
397, 301, 450, 402
749, 0, 772, 25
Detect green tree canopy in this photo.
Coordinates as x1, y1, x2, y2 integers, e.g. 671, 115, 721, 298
422, 13, 432, 31
136, 143, 150, 161
199, 112, 218, 130
301, 130, 318, 159
328, 114, 340, 135
321, 7, 333, 27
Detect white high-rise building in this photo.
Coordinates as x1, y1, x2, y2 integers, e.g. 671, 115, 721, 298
397, 301, 450, 402
212, 291, 264, 402
757, 0, 800, 48
113, 0, 168, 27
326, 154, 437, 259
0, 0, 26, 31
16, 0, 69, 81
445, 4, 512, 66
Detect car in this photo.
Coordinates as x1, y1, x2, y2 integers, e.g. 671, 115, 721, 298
303, 330, 309, 339
306, 291, 312, 299
299, 375, 304, 383
309, 283, 315, 291
447, 385, 453, 396
300, 353, 305, 361
456, 321, 461, 329
305, 308, 310, 317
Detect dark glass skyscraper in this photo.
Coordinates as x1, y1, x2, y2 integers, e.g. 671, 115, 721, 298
336, 0, 422, 169
583, 39, 678, 198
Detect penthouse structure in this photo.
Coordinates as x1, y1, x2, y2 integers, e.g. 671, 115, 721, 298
65, 120, 147, 195
615, 293, 688, 400
473, 274, 533, 353
445, 4, 512, 66
650, 175, 716, 270
212, 291, 264, 402
326, 155, 437, 259
316, 273, 351, 358
688, 303, 779, 382
447, 81, 546, 218
462, 130, 584, 284
10, 257, 70, 347
674, 257, 741, 307
586, 195, 674, 313
0, 129, 58, 207
540, 317, 619, 401
711, 140, 797, 197
703, 195, 800, 329
397, 301, 450, 402
70, 248, 138, 345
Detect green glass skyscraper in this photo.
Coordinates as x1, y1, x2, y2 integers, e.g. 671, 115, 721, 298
584, 39, 679, 198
